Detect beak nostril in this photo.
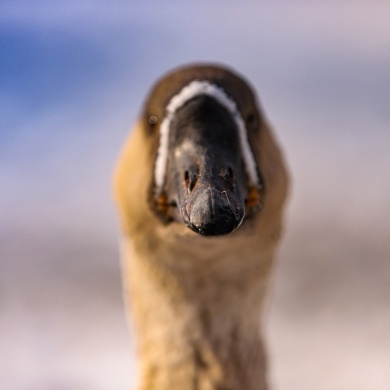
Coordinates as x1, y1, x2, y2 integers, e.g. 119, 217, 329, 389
184, 171, 198, 193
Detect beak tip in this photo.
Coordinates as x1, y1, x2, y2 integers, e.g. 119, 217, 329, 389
181, 192, 245, 237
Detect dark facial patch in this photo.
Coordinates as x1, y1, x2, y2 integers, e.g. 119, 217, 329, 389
163, 95, 249, 236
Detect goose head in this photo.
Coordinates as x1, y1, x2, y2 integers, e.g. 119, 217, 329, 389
146, 67, 264, 237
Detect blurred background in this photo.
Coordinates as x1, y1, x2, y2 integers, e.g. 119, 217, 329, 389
1, 1, 389, 389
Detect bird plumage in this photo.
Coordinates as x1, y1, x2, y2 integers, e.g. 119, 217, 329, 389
114, 64, 289, 390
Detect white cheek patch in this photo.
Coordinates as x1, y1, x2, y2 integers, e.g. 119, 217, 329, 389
154, 80, 260, 194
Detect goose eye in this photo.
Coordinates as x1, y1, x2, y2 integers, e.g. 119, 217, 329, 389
148, 115, 158, 125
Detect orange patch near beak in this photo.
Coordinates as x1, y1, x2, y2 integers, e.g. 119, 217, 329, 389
245, 186, 262, 214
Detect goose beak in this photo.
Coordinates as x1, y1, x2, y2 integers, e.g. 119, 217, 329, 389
166, 143, 247, 236
158, 94, 253, 236
180, 166, 245, 236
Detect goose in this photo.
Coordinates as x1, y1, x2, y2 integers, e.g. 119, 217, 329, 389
114, 64, 289, 390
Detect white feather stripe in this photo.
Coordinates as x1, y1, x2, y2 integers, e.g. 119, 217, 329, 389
154, 81, 259, 193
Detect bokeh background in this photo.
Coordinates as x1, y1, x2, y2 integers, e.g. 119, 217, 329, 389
1, 1, 389, 389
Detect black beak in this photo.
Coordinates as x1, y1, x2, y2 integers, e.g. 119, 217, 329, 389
157, 96, 254, 236
160, 94, 251, 237
179, 162, 245, 236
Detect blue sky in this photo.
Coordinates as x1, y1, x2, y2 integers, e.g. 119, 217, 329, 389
2, 1, 389, 237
